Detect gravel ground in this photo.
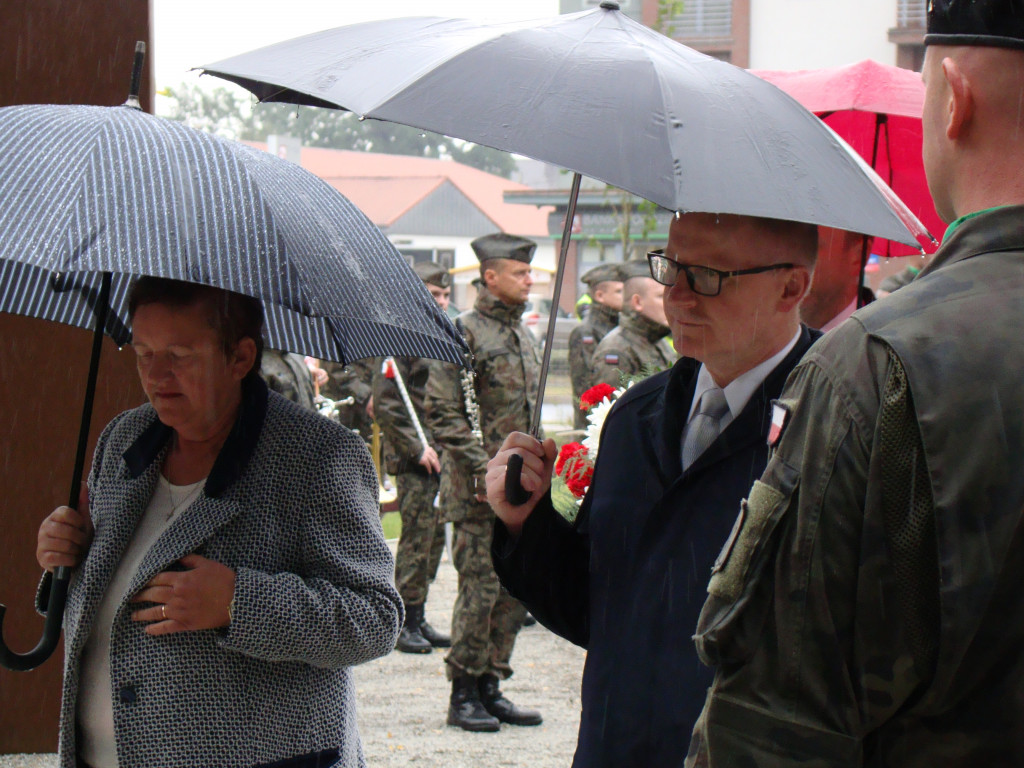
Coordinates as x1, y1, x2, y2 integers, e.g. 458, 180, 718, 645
1, 542, 586, 768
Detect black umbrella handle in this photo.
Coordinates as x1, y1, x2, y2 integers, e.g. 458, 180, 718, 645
504, 454, 531, 506
0, 567, 71, 672
0, 272, 111, 671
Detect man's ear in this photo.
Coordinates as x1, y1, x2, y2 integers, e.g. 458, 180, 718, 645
942, 56, 973, 140
483, 266, 497, 288
233, 337, 258, 380
779, 266, 813, 312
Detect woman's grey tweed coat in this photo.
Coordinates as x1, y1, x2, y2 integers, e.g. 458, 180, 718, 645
40, 376, 403, 768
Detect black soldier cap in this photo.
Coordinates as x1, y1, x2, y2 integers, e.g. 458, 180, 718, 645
581, 263, 626, 286
412, 261, 451, 289
471, 233, 536, 264
926, 0, 1024, 51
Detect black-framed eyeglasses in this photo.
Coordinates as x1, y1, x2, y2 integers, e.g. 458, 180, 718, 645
646, 250, 796, 297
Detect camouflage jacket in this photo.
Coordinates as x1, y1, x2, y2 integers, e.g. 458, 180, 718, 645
259, 350, 316, 411
590, 309, 675, 388
372, 355, 435, 475
568, 301, 618, 424
426, 287, 541, 513
320, 358, 375, 436
688, 206, 1024, 767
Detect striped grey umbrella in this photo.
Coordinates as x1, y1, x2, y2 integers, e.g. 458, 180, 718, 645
0, 98, 468, 672
0, 102, 467, 367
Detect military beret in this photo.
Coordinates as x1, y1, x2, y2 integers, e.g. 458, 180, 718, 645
470, 233, 536, 264
926, 0, 1024, 51
621, 259, 656, 281
412, 261, 451, 289
581, 263, 626, 286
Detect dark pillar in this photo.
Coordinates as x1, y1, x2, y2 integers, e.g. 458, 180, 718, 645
0, 0, 151, 754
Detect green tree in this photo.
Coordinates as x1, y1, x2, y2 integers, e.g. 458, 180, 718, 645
159, 82, 515, 178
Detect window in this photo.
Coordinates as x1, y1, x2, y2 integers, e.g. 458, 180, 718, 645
890, 0, 926, 71
400, 249, 454, 271
666, 0, 732, 39
897, 0, 927, 29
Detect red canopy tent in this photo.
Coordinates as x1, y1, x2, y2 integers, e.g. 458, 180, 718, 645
752, 59, 945, 257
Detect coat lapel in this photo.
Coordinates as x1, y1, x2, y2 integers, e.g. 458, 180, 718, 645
637, 357, 700, 486
123, 491, 243, 602
66, 451, 164, 656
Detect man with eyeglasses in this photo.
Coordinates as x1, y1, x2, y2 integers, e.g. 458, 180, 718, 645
482, 212, 820, 767
589, 260, 677, 389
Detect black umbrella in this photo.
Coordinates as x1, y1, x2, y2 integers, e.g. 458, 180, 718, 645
0, 44, 467, 671
200, 3, 933, 503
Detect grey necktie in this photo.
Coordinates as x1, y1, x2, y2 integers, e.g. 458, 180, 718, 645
682, 387, 729, 470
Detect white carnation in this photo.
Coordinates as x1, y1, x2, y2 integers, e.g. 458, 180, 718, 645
583, 384, 629, 454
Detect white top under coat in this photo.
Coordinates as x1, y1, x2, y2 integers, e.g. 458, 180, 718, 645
77, 476, 203, 768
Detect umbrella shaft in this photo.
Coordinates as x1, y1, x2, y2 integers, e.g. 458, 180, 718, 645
529, 172, 582, 437
69, 272, 111, 507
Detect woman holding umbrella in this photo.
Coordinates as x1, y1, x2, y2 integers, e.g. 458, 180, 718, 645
35, 277, 402, 768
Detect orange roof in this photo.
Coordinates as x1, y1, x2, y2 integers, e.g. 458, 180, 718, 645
247, 143, 550, 235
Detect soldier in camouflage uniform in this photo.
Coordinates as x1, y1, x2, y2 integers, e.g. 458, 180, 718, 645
259, 349, 316, 410
372, 262, 453, 654
590, 260, 676, 388
688, 4, 1024, 764
568, 263, 625, 428
320, 358, 375, 440
425, 233, 543, 733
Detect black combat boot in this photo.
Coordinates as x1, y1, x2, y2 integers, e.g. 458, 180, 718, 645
395, 603, 432, 654
419, 612, 451, 648
447, 674, 501, 732
478, 673, 543, 726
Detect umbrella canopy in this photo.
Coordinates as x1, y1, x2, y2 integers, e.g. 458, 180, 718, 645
0, 103, 467, 366
751, 59, 945, 256
0, 99, 467, 672
201, 4, 931, 247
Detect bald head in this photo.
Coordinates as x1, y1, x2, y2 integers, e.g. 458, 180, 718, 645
922, 45, 1024, 221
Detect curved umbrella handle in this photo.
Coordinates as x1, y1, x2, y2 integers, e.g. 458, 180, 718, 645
0, 271, 111, 671
0, 566, 70, 671
504, 454, 531, 506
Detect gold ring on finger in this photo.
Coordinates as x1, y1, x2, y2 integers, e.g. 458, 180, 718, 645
161, 604, 167, 620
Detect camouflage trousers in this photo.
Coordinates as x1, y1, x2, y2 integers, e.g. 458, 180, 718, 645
445, 504, 527, 680
394, 470, 446, 606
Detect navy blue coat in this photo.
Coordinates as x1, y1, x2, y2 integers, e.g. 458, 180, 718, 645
493, 326, 817, 768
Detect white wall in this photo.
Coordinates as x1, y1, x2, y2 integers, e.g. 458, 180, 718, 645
749, 0, 897, 70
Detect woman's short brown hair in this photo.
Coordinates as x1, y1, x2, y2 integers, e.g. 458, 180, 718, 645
127, 277, 265, 375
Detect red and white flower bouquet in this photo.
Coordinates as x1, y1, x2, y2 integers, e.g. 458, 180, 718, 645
551, 382, 629, 521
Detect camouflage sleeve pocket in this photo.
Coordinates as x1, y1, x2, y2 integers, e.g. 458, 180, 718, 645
707, 479, 787, 603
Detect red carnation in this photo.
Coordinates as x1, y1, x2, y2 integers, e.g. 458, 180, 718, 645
580, 382, 616, 411
564, 461, 593, 498
555, 442, 593, 499
555, 442, 588, 475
